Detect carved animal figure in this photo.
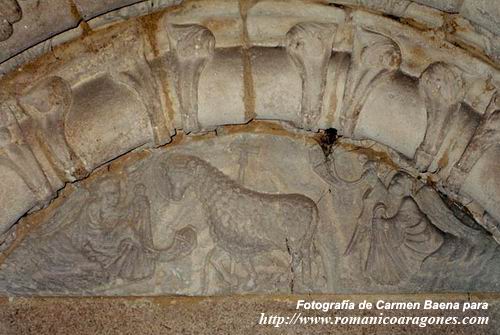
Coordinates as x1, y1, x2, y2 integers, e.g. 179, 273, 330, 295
163, 154, 321, 292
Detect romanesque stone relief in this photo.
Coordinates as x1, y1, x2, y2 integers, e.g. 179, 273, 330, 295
449, 92, 500, 191
339, 29, 402, 137
285, 22, 337, 130
163, 154, 326, 293
413, 62, 478, 173
0, 0, 21, 42
111, 61, 173, 146
0, 98, 52, 204
167, 24, 215, 133
0, 134, 330, 295
17, 76, 86, 189
0, 97, 53, 243
311, 139, 500, 292
0, 174, 197, 295
0, 133, 499, 295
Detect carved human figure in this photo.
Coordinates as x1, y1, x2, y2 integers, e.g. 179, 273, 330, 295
313, 146, 482, 286
72, 179, 196, 281
340, 30, 402, 137
345, 172, 444, 285
18, 76, 85, 181
0, 100, 52, 205
414, 62, 466, 172
0, 177, 199, 293
168, 24, 215, 133
448, 93, 500, 191
68, 179, 157, 280
162, 154, 327, 292
286, 22, 336, 130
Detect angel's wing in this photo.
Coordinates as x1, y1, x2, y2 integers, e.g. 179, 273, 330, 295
365, 198, 444, 286
413, 185, 481, 240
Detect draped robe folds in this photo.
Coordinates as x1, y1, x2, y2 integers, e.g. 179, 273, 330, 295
365, 197, 444, 285
73, 195, 157, 281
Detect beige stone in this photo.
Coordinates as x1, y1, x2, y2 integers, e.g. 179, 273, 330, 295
0, 0, 499, 303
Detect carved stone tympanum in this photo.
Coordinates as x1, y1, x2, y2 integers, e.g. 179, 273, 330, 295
1, 0, 500, 302
1, 133, 498, 295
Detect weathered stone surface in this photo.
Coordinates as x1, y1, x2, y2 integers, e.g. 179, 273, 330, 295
247, 1, 346, 47
65, 75, 155, 170
0, 0, 22, 42
1, 294, 499, 335
353, 75, 426, 158
0, 0, 79, 64
0, 133, 498, 295
164, 0, 242, 48
73, 0, 143, 20
0, 0, 499, 307
412, 0, 464, 13
461, 0, 500, 36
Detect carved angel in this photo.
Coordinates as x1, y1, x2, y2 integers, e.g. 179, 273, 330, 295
343, 173, 443, 285
313, 147, 481, 286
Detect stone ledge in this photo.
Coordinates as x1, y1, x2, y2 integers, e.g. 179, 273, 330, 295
0, 294, 499, 334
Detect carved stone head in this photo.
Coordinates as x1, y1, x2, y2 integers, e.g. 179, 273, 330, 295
419, 62, 464, 107
169, 24, 216, 60
163, 154, 201, 201
285, 22, 336, 60
359, 32, 402, 71
95, 176, 121, 209
20, 76, 72, 116
388, 172, 413, 197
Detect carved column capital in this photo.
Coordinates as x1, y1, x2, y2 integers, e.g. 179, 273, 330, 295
340, 30, 402, 137
168, 24, 216, 134
286, 22, 337, 130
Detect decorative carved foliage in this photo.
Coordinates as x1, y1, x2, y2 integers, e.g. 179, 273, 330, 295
286, 22, 336, 130
0, 0, 21, 42
18, 76, 86, 188
414, 62, 467, 172
0, 98, 51, 203
168, 24, 215, 133
111, 61, 172, 146
1, 1, 500, 296
339, 29, 402, 137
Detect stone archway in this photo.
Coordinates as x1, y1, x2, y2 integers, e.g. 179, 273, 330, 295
0, 0, 500, 304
